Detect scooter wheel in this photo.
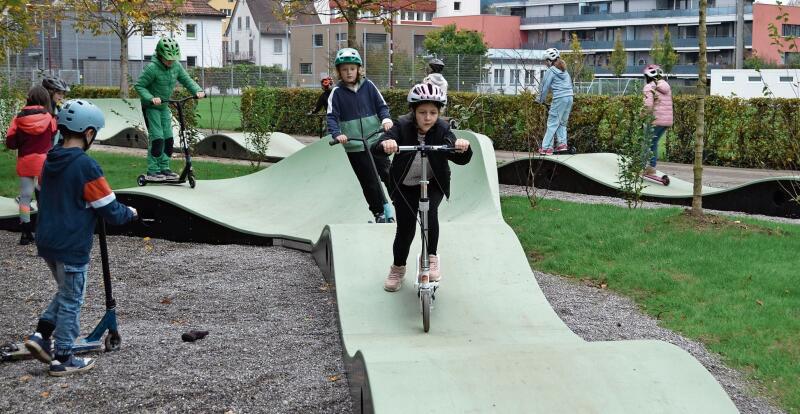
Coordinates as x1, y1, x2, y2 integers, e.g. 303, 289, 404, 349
188, 175, 196, 189
661, 175, 670, 186
137, 175, 147, 187
421, 289, 431, 333
104, 331, 122, 352
569, 146, 577, 155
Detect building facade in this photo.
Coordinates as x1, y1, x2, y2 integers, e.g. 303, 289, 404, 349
436, 0, 482, 17
479, 48, 547, 94
711, 69, 800, 97
752, 2, 800, 65
493, 0, 754, 79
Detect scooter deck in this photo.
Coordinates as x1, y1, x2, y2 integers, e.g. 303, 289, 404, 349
643, 174, 670, 186
1, 339, 104, 363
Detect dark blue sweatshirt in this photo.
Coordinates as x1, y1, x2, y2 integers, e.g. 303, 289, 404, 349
36, 146, 135, 265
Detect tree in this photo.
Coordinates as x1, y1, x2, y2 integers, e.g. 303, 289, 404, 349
693, 0, 708, 216
423, 24, 488, 56
0, 1, 53, 62
650, 28, 662, 66
562, 33, 589, 84
650, 27, 678, 75
64, 0, 185, 98
610, 29, 627, 77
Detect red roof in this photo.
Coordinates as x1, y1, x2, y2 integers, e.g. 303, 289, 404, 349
328, 0, 436, 13
179, 0, 227, 17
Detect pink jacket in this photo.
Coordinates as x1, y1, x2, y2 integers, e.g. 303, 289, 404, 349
643, 80, 673, 127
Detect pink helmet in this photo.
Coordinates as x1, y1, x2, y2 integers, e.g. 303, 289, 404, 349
643, 64, 663, 78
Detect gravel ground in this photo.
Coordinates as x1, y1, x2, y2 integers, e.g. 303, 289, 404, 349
0, 231, 351, 413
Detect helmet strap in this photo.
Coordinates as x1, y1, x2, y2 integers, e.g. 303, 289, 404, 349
82, 129, 96, 152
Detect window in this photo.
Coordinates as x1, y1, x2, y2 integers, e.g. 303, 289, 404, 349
313, 33, 324, 47
721, 76, 734, 82
246, 16, 250, 29
748, 76, 761, 82
142, 55, 150, 61
525, 70, 534, 85
414, 34, 426, 55
221, 9, 232, 16
237, 17, 241, 30
187, 56, 196, 67
248, 39, 253, 55
186, 24, 196, 39
143, 23, 154, 37
300, 63, 312, 74
424, 12, 433, 21
336, 32, 347, 43
454, 1, 461, 11
580, 2, 610, 15
493, 69, 505, 85
780, 76, 794, 82
510, 69, 521, 84
274, 38, 283, 54
783, 24, 800, 38
235, 40, 239, 54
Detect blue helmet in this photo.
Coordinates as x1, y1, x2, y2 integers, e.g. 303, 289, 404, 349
57, 99, 105, 134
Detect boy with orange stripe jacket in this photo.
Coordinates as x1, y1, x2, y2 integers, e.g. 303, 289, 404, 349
24, 99, 137, 377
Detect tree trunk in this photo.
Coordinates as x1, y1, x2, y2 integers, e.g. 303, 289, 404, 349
693, 0, 707, 216
346, 10, 358, 49
119, 35, 129, 98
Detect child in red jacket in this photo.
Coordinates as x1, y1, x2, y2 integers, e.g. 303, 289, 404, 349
4, 85, 57, 245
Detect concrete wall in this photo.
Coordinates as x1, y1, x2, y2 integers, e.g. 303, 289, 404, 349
710, 69, 800, 98
752, 3, 800, 64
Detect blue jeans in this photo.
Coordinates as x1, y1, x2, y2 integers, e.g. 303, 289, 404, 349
39, 260, 89, 357
644, 125, 668, 167
542, 96, 574, 149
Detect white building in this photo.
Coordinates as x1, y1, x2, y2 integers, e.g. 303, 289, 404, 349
711, 69, 800, 98
479, 48, 548, 94
436, 0, 482, 17
129, 2, 226, 68
226, 0, 320, 68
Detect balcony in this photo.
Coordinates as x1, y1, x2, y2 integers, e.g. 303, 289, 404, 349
521, 5, 751, 25
226, 51, 254, 63
593, 64, 728, 75
524, 36, 752, 51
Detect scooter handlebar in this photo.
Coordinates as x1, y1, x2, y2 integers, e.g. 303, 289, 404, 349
396, 145, 456, 153
328, 129, 384, 146
166, 96, 199, 104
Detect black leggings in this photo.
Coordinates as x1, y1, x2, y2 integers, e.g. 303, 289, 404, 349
392, 184, 444, 267
347, 151, 390, 215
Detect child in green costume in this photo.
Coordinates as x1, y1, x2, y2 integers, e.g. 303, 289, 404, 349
134, 37, 205, 181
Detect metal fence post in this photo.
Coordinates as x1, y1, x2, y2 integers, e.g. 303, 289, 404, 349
457, 54, 461, 92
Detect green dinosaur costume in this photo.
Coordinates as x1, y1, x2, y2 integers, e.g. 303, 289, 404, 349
134, 39, 201, 175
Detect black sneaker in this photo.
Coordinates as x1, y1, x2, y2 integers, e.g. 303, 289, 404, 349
161, 170, 179, 180
49, 355, 95, 377
23, 333, 52, 363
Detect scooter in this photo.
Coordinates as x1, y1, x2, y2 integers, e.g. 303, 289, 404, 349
137, 96, 198, 189
1, 218, 123, 362
642, 172, 671, 186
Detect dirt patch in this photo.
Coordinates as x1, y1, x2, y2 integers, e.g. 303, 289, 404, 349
671, 210, 789, 236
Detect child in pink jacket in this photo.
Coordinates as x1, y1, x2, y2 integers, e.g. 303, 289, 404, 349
642, 64, 673, 176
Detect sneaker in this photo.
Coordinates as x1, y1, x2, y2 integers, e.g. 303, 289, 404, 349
23, 333, 52, 363
19, 222, 34, 246
161, 169, 179, 180
554, 143, 569, 153
538, 148, 553, 156
49, 355, 95, 377
384, 265, 406, 292
643, 165, 657, 176
428, 255, 441, 282
146, 172, 166, 182
374, 213, 387, 223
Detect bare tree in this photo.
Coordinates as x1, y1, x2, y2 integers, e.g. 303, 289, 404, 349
63, 0, 184, 98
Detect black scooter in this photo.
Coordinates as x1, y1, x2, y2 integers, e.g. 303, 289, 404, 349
137, 96, 198, 189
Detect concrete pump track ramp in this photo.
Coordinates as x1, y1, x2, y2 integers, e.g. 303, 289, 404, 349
194, 132, 306, 162
498, 153, 800, 218
0, 132, 730, 413
90, 98, 190, 149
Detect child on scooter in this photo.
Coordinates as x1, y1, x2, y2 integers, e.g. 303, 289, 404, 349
24, 99, 138, 376
642, 64, 673, 176
374, 83, 472, 292
327, 48, 394, 222
5, 85, 57, 245
134, 37, 204, 182
309, 75, 333, 115
537, 48, 573, 155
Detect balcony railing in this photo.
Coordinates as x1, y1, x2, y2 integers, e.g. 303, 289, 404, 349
593, 64, 728, 75
226, 51, 254, 62
521, 5, 751, 25
524, 36, 752, 50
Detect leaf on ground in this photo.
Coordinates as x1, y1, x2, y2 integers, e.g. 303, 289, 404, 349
59, 383, 69, 389
19, 375, 31, 383
319, 283, 331, 292
600, 283, 608, 289
327, 374, 341, 382
160, 296, 173, 305
40, 391, 49, 398
756, 299, 764, 306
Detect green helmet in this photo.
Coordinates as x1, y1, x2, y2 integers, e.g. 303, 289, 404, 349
334, 48, 362, 67
156, 37, 181, 61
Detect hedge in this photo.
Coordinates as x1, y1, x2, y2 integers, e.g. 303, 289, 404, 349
242, 86, 800, 170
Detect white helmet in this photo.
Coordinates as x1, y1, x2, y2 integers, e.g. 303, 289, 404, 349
643, 64, 663, 78
544, 48, 560, 61
407, 83, 447, 107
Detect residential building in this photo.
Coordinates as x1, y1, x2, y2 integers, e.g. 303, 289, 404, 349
479, 48, 547, 94
436, 0, 482, 17
328, 0, 438, 25
208, 0, 238, 33
226, 0, 320, 67
493, 0, 755, 80
432, 15, 524, 48
711, 69, 800, 97
752, 2, 800, 65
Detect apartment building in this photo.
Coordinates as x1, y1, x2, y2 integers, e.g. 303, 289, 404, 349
493, 0, 754, 79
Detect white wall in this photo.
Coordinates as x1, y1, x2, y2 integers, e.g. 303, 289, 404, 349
129, 17, 224, 67
711, 69, 800, 98
436, 0, 481, 17
480, 60, 548, 95
228, 1, 288, 67
258, 34, 289, 69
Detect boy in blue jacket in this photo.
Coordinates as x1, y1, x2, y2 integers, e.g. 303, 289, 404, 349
538, 48, 574, 155
24, 99, 138, 377
327, 48, 394, 222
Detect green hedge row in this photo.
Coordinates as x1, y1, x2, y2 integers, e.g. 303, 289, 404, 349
242, 87, 800, 169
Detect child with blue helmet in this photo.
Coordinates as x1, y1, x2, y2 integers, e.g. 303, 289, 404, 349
24, 99, 138, 377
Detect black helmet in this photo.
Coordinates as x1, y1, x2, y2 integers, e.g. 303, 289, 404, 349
428, 58, 444, 73
42, 75, 70, 93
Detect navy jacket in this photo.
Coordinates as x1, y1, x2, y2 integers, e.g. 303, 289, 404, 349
326, 78, 391, 152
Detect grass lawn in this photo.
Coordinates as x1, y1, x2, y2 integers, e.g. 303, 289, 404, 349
0, 148, 259, 198
195, 95, 241, 131
502, 196, 800, 412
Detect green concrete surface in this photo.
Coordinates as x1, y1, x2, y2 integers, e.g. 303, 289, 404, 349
195, 132, 305, 160
89, 98, 183, 147
107, 132, 736, 412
